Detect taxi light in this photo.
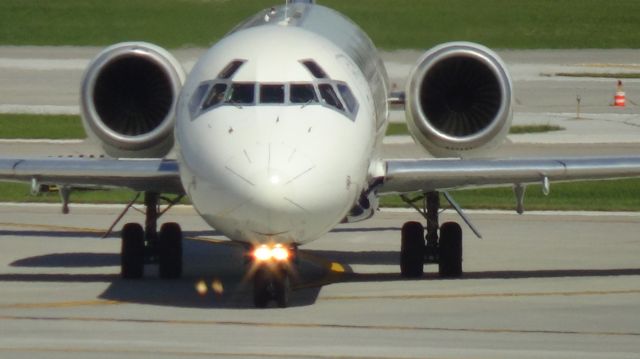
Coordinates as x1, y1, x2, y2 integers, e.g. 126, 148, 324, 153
252, 244, 291, 262
254, 245, 272, 261
272, 244, 289, 261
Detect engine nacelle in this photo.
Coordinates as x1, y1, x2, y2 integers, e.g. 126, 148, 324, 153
405, 42, 512, 158
80, 42, 185, 158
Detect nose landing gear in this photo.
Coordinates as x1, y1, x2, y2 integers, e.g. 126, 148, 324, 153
249, 244, 296, 308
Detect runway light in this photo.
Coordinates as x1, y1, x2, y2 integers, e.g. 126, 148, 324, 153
195, 280, 208, 296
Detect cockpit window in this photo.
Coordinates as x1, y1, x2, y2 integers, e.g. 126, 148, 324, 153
201, 83, 228, 110
319, 84, 344, 111
301, 60, 327, 79
260, 84, 285, 104
290, 84, 317, 104
189, 83, 210, 115
218, 60, 245, 79
227, 83, 255, 104
337, 83, 358, 114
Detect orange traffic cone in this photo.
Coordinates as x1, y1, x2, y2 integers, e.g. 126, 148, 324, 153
614, 80, 626, 107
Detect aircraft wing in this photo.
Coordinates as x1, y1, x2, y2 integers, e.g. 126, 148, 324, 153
0, 157, 183, 194
380, 156, 640, 194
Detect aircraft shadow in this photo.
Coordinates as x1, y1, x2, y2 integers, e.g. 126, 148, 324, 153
7, 232, 639, 308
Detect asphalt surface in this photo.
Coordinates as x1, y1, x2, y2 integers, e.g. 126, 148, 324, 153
0, 205, 639, 359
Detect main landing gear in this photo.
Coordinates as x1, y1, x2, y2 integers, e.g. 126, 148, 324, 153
249, 244, 296, 308
400, 191, 463, 279
120, 191, 184, 279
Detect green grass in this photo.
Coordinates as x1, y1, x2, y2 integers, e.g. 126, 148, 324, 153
0, 182, 138, 203
1, 0, 639, 49
0, 114, 85, 139
2, 178, 638, 211
0, 115, 564, 139
509, 124, 564, 134
385, 122, 564, 136
379, 178, 640, 211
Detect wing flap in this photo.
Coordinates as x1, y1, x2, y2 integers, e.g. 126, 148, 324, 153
0, 158, 183, 194
381, 157, 640, 193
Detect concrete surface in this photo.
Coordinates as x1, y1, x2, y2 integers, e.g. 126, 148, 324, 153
0, 205, 639, 358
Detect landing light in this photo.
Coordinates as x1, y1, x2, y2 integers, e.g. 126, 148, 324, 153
253, 244, 290, 262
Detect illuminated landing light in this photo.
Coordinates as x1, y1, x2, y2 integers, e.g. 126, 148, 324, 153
253, 244, 291, 262
270, 175, 281, 185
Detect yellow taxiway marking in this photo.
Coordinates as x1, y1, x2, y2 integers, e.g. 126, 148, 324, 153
0, 347, 431, 359
0, 300, 121, 309
330, 262, 345, 273
0, 222, 103, 234
320, 289, 640, 301
0, 314, 638, 337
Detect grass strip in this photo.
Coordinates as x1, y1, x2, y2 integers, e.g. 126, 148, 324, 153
509, 124, 564, 134
379, 178, 640, 211
1, 0, 639, 49
386, 123, 564, 136
1, 178, 638, 211
0, 114, 85, 139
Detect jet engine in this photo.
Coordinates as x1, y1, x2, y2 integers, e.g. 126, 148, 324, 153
80, 42, 185, 158
405, 42, 512, 158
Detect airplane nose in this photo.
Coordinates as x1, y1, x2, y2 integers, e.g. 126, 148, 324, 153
223, 143, 316, 235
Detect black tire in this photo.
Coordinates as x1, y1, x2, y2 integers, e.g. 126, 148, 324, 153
274, 270, 291, 308
400, 221, 425, 278
439, 221, 463, 278
121, 222, 144, 279
253, 268, 271, 308
159, 222, 183, 279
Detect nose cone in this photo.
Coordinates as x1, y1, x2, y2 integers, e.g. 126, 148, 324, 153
221, 143, 323, 238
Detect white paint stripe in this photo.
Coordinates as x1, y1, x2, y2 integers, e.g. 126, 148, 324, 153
0, 105, 80, 115
0, 58, 89, 71
382, 135, 413, 144
0, 139, 83, 144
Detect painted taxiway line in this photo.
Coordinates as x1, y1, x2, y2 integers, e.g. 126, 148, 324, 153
0, 104, 79, 115
1, 314, 638, 337
0, 138, 84, 144
319, 289, 640, 302
0, 346, 420, 359
0, 300, 120, 310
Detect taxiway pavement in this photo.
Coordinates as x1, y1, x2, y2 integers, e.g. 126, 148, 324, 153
0, 205, 639, 358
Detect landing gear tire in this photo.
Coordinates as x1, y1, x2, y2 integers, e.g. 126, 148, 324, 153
439, 221, 463, 278
159, 222, 183, 279
400, 221, 425, 278
121, 223, 144, 279
253, 267, 291, 308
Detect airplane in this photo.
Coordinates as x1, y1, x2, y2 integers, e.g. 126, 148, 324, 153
2, 0, 640, 308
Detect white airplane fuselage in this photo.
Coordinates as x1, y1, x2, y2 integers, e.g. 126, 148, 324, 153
175, 4, 389, 245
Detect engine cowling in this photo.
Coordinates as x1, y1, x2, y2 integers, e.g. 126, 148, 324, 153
405, 42, 512, 158
80, 42, 185, 158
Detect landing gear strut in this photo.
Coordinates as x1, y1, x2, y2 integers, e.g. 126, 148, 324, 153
400, 191, 463, 278
120, 191, 183, 279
